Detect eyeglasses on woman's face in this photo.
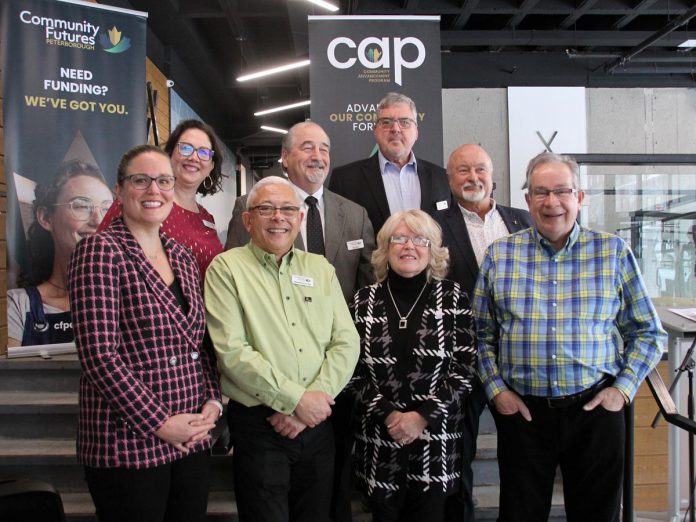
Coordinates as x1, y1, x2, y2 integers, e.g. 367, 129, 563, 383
389, 235, 431, 248
121, 174, 176, 191
177, 142, 214, 162
53, 197, 113, 221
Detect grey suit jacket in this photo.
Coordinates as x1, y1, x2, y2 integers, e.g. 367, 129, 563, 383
224, 189, 376, 302
437, 199, 533, 296
328, 154, 450, 234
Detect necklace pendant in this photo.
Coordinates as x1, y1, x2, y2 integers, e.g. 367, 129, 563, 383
398, 318, 408, 329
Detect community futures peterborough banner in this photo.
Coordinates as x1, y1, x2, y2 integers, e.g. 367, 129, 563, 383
308, 16, 443, 171
1, 0, 146, 348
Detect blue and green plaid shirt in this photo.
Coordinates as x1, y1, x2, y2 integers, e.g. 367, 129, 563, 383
473, 224, 665, 402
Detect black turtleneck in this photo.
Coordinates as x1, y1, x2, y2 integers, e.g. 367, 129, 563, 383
383, 268, 430, 366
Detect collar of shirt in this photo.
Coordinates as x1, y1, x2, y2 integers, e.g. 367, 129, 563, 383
293, 183, 324, 207
249, 240, 296, 271
377, 150, 417, 175
458, 198, 498, 224
532, 222, 581, 258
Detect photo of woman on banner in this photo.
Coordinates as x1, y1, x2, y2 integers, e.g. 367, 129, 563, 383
7, 160, 113, 347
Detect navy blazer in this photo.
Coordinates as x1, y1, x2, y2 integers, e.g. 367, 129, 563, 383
69, 218, 221, 469
329, 154, 450, 234
437, 200, 533, 296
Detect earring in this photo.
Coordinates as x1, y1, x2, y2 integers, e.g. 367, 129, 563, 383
203, 176, 213, 190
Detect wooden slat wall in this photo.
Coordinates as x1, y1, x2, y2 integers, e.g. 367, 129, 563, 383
633, 361, 670, 510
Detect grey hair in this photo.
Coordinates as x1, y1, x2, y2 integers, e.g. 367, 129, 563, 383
377, 92, 417, 122
523, 152, 581, 190
246, 175, 300, 209
281, 121, 331, 152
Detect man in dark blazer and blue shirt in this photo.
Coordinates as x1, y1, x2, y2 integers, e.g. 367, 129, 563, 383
329, 92, 450, 234
438, 144, 532, 522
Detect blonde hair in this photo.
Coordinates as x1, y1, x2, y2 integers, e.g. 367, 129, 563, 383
372, 209, 449, 282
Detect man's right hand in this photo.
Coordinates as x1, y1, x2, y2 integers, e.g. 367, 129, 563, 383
294, 391, 334, 427
493, 390, 532, 421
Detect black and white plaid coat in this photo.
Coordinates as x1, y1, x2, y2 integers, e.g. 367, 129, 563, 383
349, 278, 476, 501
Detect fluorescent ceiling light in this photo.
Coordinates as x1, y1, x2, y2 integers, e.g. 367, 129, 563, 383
678, 39, 696, 48
254, 100, 311, 117
237, 59, 311, 82
261, 125, 289, 134
306, 0, 339, 12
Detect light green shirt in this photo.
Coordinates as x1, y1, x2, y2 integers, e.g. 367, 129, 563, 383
205, 241, 360, 414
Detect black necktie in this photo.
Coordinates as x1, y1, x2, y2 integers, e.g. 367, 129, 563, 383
305, 196, 325, 255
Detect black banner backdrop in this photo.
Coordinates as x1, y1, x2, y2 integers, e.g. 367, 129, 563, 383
2, 0, 146, 345
308, 16, 442, 173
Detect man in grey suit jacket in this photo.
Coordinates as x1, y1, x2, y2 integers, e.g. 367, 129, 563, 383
438, 144, 532, 522
329, 92, 450, 233
225, 121, 376, 302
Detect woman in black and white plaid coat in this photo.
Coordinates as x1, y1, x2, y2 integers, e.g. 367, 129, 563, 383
349, 209, 477, 522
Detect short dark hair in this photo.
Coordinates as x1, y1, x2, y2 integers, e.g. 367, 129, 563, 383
164, 119, 225, 196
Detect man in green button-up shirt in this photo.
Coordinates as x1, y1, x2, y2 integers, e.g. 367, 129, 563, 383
205, 176, 360, 522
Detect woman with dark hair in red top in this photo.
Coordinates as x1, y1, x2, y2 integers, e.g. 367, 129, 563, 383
98, 119, 225, 278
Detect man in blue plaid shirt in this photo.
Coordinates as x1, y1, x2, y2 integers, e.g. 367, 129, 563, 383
473, 152, 666, 522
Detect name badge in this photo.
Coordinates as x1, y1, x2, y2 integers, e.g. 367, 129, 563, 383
292, 275, 314, 287
202, 219, 216, 229
436, 200, 449, 211
347, 239, 364, 251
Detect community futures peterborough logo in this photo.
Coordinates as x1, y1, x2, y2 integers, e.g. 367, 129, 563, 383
99, 26, 131, 53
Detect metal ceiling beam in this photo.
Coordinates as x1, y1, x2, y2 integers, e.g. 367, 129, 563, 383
506, 0, 540, 29
604, 4, 696, 72
450, 0, 479, 30
440, 30, 696, 47
612, 0, 659, 30
559, 0, 600, 29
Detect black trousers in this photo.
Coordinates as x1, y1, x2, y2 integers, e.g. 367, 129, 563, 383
84, 450, 210, 522
444, 378, 487, 522
229, 402, 335, 522
369, 485, 448, 522
330, 391, 354, 522
492, 395, 625, 522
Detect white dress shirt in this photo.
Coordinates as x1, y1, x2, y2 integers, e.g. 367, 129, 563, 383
459, 199, 509, 265
378, 151, 421, 214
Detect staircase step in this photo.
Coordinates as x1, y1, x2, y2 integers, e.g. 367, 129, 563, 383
0, 356, 80, 393
0, 391, 79, 438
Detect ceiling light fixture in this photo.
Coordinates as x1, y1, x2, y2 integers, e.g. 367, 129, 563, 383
678, 39, 696, 48
261, 125, 289, 134
305, 0, 339, 12
237, 59, 311, 82
254, 100, 311, 117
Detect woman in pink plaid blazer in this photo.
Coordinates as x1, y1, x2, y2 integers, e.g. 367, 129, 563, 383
68, 144, 222, 522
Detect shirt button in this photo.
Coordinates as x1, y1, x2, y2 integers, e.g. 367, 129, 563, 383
286, 296, 290, 300
551, 354, 557, 359
292, 322, 296, 326
552, 302, 557, 307
299, 349, 303, 352
191, 352, 200, 361
553, 380, 558, 386
552, 281, 557, 285
551, 327, 556, 332
169, 356, 178, 365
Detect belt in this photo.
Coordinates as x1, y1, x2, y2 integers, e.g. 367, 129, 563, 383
522, 378, 613, 409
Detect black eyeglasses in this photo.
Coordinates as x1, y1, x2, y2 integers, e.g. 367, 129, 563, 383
249, 205, 301, 218
177, 142, 214, 162
389, 235, 431, 247
377, 117, 417, 129
122, 174, 176, 191
53, 197, 113, 221
529, 187, 580, 201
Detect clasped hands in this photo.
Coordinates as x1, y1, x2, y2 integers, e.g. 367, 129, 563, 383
155, 402, 220, 453
385, 411, 427, 446
267, 390, 335, 440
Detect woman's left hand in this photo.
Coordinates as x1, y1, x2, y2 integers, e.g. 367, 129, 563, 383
385, 411, 428, 445
185, 402, 220, 447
